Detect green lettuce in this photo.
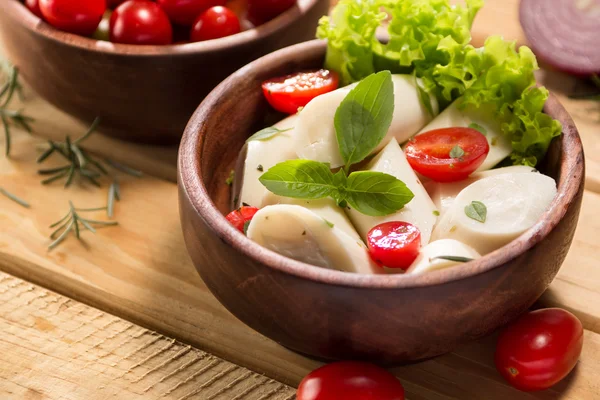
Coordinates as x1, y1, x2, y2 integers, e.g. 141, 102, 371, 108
459, 37, 562, 166
317, 0, 562, 166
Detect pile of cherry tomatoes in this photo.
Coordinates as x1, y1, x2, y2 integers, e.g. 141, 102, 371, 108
23, 0, 296, 45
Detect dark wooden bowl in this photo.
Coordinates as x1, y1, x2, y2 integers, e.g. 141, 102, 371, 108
178, 40, 585, 363
0, 0, 329, 144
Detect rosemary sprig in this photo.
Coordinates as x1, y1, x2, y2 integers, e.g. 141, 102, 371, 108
1, 66, 34, 156
37, 118, 108, 187
107, 180, 120, 218
48, 201, 118, 250
0, 187, 30, 208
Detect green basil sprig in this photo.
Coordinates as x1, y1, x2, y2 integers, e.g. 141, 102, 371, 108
259, 71, 414, 216
259, 160, 413, 217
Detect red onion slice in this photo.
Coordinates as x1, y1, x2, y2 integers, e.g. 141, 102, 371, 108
520, 0, 600, 76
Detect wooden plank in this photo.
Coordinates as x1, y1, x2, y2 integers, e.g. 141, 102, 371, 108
1, 129, 600, 398
0, 272, 295, 400
2, 271, 599, 400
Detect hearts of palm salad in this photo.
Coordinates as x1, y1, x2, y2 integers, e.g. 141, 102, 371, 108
226, 0, 563, 275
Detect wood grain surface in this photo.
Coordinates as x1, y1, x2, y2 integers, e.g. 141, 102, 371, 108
0, 272, 295, 400
1, 0, 600, 398
1, 127, 600, 398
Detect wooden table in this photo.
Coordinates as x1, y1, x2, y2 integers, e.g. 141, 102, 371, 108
2, 1, 600, 398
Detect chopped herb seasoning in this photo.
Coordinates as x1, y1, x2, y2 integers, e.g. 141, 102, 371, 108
464, 201, 487, 223
225, 170, 235, 186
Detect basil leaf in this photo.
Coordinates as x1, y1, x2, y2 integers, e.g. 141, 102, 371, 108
431, 256, 473, 263
468, 122, 487, 135
449, 145, 465, 159
344, 171, 414, 216
259, 160, 338, 199
247, 126, 292, 142
464, 201, 487, 223
334, 71, 394, 169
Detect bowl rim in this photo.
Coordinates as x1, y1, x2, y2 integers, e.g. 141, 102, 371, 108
179, 39, 585, 290
3, 0, 322, 56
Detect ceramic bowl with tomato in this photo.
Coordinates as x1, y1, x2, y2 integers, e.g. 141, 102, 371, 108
0, 0, 329, 143
178, 39, 584, 362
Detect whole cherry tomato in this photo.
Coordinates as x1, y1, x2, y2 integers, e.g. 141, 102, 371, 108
106, 0, 127, 9
495, 308, 584, 392
110, 0, 173, 45
25, 0, 44, 19
404, 127, 489, 182
262, 69, 339, 114
190, 6, 241, 42
156, 0, 227, 26
367, 222, 421, 269
247, 0, 296, 25
39, 0, 106, 36
297, 361, 405, 400
225, 206, 259, 233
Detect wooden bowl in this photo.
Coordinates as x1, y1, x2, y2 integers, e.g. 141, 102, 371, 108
0, 0, 329, 144
178, 40, 585, 362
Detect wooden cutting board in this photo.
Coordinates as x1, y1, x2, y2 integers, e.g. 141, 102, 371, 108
2, 0, 600, 398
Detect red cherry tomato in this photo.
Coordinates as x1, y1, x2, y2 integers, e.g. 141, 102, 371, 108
25, 0, 44, 19
297, 362, 405, 400
106, 0, 127, 9
367, 222, 421, 270
262, 69, 339, 114
225, 206, 259, 233
156, 0, 227, 26
190, 6, 241, 42
110, 0, 173, 45
247, 0, 296, 25
39, 0, 106, 36
404, 127, 490, 182
495, 308, 584, 392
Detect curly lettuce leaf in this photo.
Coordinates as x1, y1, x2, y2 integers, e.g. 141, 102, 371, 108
316, 1, 385, 85
459, 37, 562, 166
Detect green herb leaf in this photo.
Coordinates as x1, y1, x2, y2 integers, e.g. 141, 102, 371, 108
0, 187, 30, 208
246, 126, 292, 142
225, 170, 235, 186
464, 201, 487, 223
323, 218, 334, 228
259, 160, 338, 200
431, 255, 473, 263
449, 145, 465, 159
334, 71, 394, 170
344, 171, 414, 216
433, 210, 440, 216
468, 122, 487, 135
243, 220, 251, 235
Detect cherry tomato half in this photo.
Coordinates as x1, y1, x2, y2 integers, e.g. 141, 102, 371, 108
25, 0, 44, 19
495, 308, 584, 392
367, 222, 421, 270
247, 0, 296, 25
226, 206, 259, 233
190, 6, 241, 42
39, 0, 106, 36
110, 0, 173, 45
156, 0, 227, 26
262, 69, 339, 114
404, 127, 490, 182
297, 361, 405, 400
